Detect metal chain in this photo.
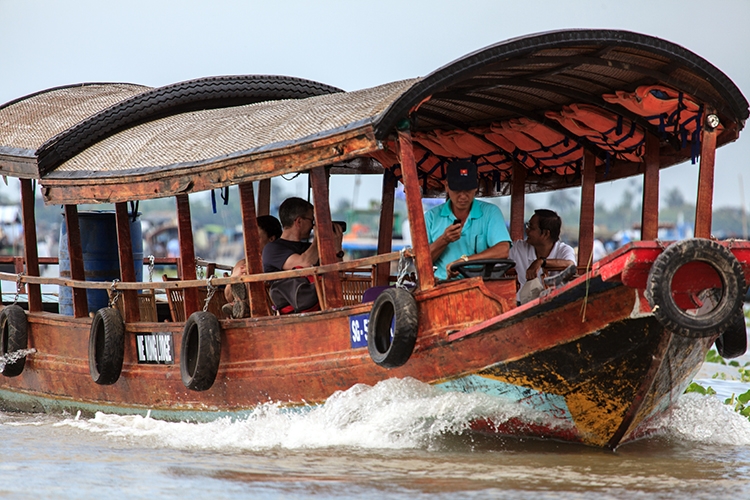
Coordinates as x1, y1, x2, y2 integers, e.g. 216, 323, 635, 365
147, 255, 155, 282
109, 279, 120, 307
196, 256, 205, 280
396, 247, 415, 290
203, 275, 216, 312
13, 273, 23, 305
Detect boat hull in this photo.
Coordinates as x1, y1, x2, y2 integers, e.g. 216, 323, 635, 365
0, 268, 712, 449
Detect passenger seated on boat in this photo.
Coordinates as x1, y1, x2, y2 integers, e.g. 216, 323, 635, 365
509, 209, 576, 304
424, 160, 511, 280
262, 197, 344, 313
223, 215, 283, 318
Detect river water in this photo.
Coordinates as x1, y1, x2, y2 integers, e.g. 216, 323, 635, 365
1, 363, 749, 499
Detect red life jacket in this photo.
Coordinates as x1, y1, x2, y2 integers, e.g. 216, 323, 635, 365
545, 104, 644, 163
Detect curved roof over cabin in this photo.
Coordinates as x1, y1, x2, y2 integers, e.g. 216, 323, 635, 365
0, 29, 746, 205
0, 83, 151, 178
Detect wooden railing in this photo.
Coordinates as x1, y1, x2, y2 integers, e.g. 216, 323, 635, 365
0, 252, 401, 291
0, 252, 405, 318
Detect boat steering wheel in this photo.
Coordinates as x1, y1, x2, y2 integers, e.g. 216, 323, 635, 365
448, 259, 516, 280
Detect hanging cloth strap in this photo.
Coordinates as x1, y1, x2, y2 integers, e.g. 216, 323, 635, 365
129, 201, 139, 222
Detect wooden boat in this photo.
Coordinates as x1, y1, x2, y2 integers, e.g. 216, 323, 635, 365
0, 30, 747, 448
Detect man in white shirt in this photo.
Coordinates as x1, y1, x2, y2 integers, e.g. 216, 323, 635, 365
509, 209, 576, 303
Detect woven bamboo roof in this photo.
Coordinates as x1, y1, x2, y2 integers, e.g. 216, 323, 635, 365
0, 29, 746, 204
52, 79, 415, 176
0, 83, 150, 178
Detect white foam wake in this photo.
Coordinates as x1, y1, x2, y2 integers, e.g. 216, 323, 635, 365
0, 348, 36, 372
56, 378, 750, 450
648, 392, 750, 446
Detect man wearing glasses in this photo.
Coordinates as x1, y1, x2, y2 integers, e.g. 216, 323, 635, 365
424, 160, 511, 280
262, 197, 344, 273
509, 209, 576, 303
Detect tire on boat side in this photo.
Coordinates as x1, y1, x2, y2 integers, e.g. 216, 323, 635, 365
180, 311, 221, 391
89, 307, 125, 385
367, 288, 418, 368
645, 239, 745, 339
715, 311, 748, 359
0, 305, 28, 377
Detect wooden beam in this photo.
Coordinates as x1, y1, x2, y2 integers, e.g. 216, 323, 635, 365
640, 133, 660, 241
41, 129, 378, 205
175, 194, 200, 317
239, 182, 271, 317
310, 166, 343, 309
257, 179, 271, 216
63, 205, 88, 318
0, 153, 38, 179
19, 180, 42, 312
578, 150, 596, 269
398, 129, 435, 290
114, 202, 139, 322
510, 162, 526, 241
376, 170, 397, 286
695, 111, 718, 239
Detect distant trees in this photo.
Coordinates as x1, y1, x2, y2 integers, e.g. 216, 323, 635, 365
664, 187, 687, 209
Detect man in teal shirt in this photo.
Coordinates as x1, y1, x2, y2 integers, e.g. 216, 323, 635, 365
424, 160, 511, 280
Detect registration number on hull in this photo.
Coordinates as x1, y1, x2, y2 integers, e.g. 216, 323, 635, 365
135, 333, 175, 364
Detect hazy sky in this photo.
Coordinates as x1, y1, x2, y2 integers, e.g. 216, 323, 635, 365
1, 0, 748, 210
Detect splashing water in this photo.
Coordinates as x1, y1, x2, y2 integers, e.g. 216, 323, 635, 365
648, 392, 750, 446
0, 348, 36, 371
54, 377, 750, 452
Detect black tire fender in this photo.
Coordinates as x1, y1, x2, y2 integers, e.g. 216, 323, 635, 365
367, 288, 418, 368
0, 305, 28, 377
645, 239, 745, 338
715, 311, 748, 359
181, 311, 221, 391
89, 307, 125, 385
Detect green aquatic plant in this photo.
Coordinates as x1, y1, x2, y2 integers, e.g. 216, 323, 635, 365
705, 348, 727, 365
732, 363, 750, 383
704, 348, 750, 381
699, 345, 750, 420
725, 389, 750, 419
684, 381, 716, 395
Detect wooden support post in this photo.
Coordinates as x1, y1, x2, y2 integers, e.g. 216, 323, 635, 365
257, 179, 271, 216
115, 202, 139, 322
398, 129, 435, 291
20, 179, 42, 312
239, 182, 270, 316
578, 150, 596, 270
310, 166, 343, 309
640, 133, 660, 241
64, 205, 88, 318
375, 170, 397, 286
510, 162, 526, 242
695, 111, 717, 239
175, 194, 200, 317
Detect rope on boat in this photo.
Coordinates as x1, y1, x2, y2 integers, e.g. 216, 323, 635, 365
0, 251, 402, 291
580, 251, 594, 323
